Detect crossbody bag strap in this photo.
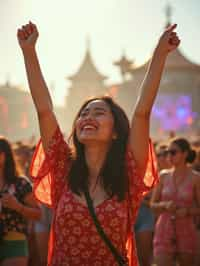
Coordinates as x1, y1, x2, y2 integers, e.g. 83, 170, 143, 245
84, 189, 127, 266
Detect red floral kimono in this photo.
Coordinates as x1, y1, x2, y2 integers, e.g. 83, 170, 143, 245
30, 125, 158, 266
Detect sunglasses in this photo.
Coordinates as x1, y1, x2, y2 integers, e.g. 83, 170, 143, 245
167, 149, 180, 156
156, 150, 169, 157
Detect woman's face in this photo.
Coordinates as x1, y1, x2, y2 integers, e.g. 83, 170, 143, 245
156, 149, 172, 170
168, 143, 187, 166
75, 100, 116, 145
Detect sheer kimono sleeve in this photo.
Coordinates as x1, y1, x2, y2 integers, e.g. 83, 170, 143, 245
30, 125, 71, 209
125, 139, 159, 219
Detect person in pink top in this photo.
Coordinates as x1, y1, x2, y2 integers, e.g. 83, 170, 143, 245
17, 21, 180, 265
151, 137, 200, 266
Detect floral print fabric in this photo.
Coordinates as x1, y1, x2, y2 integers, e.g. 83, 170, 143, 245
0, 177, 32, 238
30, 125, 158, 266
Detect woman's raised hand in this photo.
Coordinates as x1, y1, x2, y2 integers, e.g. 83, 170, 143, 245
157, 24, 180, 55
17, 21, 38, 50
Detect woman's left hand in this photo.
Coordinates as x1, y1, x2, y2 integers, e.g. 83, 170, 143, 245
157, 24, 180, 55
1, 193, 21, 211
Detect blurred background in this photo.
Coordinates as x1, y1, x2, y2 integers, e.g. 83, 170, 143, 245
0, 0, 200, 141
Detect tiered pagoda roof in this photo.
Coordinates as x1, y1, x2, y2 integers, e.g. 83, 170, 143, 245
68, 46, 107, 82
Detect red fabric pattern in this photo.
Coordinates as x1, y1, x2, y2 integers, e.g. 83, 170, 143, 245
30, 125, 158, 266
30, 126, 71, 208
125, 142, 159, 219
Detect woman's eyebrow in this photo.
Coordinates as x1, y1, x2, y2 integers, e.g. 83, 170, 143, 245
93, 107, 107, 112
82, 107, 107, 113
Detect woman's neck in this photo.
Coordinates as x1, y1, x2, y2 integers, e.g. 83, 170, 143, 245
85, 143, 109, 183
173, 163, 188, 177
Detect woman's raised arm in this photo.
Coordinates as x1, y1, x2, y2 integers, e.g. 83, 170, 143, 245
17, 21, 58, 150
129, 24, 180, 175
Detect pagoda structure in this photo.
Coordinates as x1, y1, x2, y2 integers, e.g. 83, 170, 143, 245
113, 4, 200, 137
65, 40, 108, 133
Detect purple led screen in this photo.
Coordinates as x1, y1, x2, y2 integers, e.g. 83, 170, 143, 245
151, 93, 197, 132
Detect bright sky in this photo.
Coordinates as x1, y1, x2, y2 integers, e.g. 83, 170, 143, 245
0, 0, 199, 106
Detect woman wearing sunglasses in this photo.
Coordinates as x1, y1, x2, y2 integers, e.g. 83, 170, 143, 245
151, 137, 200, 266
156, 144, 172, 171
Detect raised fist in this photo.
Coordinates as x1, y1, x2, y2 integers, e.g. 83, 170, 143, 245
17, 21, 39, 50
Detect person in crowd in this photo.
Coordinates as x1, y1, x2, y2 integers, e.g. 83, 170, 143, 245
134, 191, 155, 266
134, 138, 173, 266
151, 137, 200, 266
156, 144, 172, 171
17, 20, 179, 265
13, 143, 32, 177
0, 137, 41, 266
33, 203, 52, 266
191, 148, 200, 266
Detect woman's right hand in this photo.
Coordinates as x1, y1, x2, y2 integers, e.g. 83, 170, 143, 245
17, 21, 38, 50
165, 201, 176, 213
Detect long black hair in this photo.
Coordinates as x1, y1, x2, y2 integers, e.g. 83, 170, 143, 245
172, 137, 196, 163
0, 137, 20, 184
67, 96, 130, 201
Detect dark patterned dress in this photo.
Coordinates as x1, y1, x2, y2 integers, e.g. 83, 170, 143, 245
0, 177, 32, 239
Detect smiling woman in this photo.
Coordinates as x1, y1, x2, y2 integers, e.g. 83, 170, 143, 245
17, 20, 180, 265
68, 96, 129, 202
76, 100, 115, 142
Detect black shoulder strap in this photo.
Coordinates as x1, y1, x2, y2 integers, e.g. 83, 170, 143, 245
84, 189, 127, 266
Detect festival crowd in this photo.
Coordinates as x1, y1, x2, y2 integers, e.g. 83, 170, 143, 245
0, 133, 200, 265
